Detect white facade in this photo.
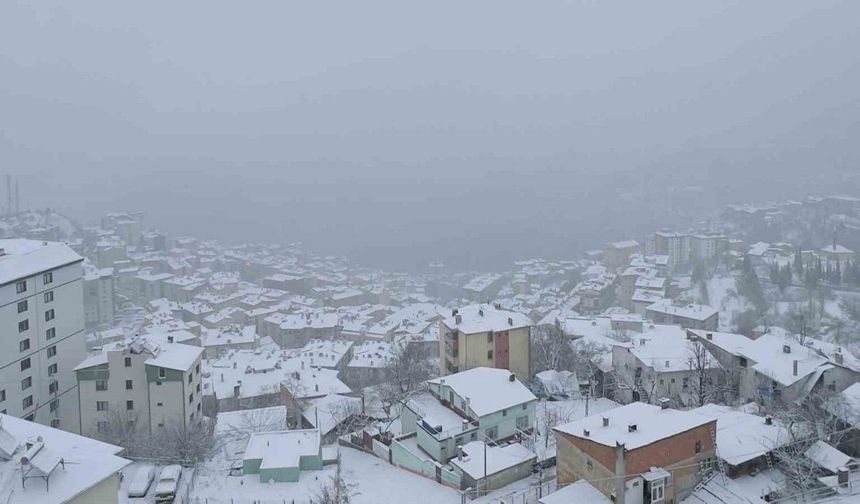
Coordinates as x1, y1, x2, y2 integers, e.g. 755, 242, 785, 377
84, 265, 115, 328
0, 239, 86, 433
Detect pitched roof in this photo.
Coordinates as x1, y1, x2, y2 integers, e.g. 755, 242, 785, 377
428, 367, 536, 417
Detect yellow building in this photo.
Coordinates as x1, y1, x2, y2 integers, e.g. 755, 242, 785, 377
439, 304, 532, 379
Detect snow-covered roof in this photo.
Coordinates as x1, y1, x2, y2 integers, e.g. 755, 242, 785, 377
244, 429, 320, 470
407, 391, 470, 434
0, 239, 82, 286
539, 480, 611, 504
203, 325, 258, 347
645, 300, 718, 322
215, 406, 288, 437
820, 244, 853, 255
442, 304, 531, 334
0, 414, 130, 504
535, 370, 579, 396
428, 367, 536, 417
627, 326, 719, 373
554, 402, 714, 450
805, 440, 855, 474
145, 342, 203, 372
348, 341, 393, 369
302, 394, 363, 436
688, 404, 790, 466
825, 383, 860, 428
449, 441, 535, 479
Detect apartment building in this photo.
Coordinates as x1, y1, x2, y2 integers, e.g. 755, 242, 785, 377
653, 231, 691, 272
645, 300, 719, 331
75, 336, 204, 437
0, 239, 86, 433
554, 402, 717, 504
439, 304, 532, 378
83, 261, 115, 328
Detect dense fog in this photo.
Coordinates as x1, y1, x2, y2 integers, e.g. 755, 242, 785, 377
3, 0, 860, 269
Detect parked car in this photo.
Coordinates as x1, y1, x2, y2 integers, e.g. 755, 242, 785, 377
127, 465, 156, 498
155, 465, 182, 503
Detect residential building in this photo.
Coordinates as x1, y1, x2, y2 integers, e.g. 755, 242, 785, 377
449, 441, 536, 494
603, 240, 640, 271
83, 262, 115, 329
646, 300, 719, 331
554, 402, 717, 504
242, 429, 323, 483
653, 231, 691, 272
399, 367, 537, 463
0, 239, 85, 433
439, 304, 532, 378
0, 413, 130, 504
75, 336, 204, 437
688, 328, 860, 406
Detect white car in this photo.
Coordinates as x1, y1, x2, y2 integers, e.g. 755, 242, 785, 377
127, 465, 156, 498
154, 465, 182, 503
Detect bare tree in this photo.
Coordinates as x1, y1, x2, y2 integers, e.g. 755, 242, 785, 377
376, 340, 433, 431
312, 451, 358, 504
530, 323, 577, 375
684, 341, 732, 407
571, 339, 607, 398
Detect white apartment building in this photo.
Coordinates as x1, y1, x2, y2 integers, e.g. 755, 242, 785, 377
0, 239, 86, 433
83, 261, 115, 328
75, 336, 204, 438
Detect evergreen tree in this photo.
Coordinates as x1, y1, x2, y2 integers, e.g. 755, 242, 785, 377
793, 247, 804, 276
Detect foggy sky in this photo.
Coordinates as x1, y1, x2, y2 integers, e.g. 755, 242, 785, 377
2, 1, 860, 269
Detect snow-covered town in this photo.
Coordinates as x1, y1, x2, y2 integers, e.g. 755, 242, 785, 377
2, 193, 860, 504
5, 2, 860, 504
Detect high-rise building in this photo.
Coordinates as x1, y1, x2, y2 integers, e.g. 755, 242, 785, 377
0, 239, 86, 432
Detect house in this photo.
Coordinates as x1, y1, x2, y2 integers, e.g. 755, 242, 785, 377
603, 241, 641, 270
819, 243, 854, 268
533, 370, 580, 400
0, 413, 131, 504
646, 300, 719, 331
688, 403, 791, 478
688, 329, 860, 406
242, 429, 323, 483
399, 367, 537, 464
611, 323, 723, 406
202, 324, 259, 358
539, 480, 612, 504
345, 340, 393, 388
439, 304, 532, 378
75, 336, 204, 437
449, 441, 536, 494
554, 402, 717, 504
301, 394, 364, 444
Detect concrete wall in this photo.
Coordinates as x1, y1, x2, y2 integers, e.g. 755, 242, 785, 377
68, 471, 122, 504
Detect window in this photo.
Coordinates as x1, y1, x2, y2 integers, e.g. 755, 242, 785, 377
17, 300, 28, 313
126, 400, 134, 411
157, 402, 163, 407
96, 401, 109, 412
50, 400, 59, 412
18, 320, 29, 333
19, 339, 30, 352
125, 380, 133, 390
96, 380, 108, 391
0, 390, 4, 402
651, 480, 665, 502
197, 402, 202, 412
24, 414, 34, 422
124, 357, 132, 367
670, 378, 676, 384
502, 408, 508, 417
522, 403, 527, 411
487, 350, 494, 360
516, 416, 529, 429
156, 381, 162, 386
485, 426, 498, 439
49, 381, 58, 394
21, 377, 32, 390
50, 419, 61, 428
45, 309, 55, 322
20, 358, 31, 371
739, 357, 747, 368
188, 393, 194, 404
16, 280, 26, 294
196, 363, 200, 374
46, 327, 56, 340
683, 377, 690, 389
43, 272, 53, 285
158, 367, 166, 379
47, 345, 56, 358
695, 440, 702, 454
196, 383, 201, 393
97, 421, 108, 433
586, 458, 594, 472
44, 291, 54, 303
22, 396, 33, 409
48, 363, 57, 376
659, 379, 665, 385
188, 373, 193, 384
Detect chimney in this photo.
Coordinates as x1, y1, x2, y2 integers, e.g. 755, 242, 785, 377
602, 417, 610, 427
452, 308, 458, 317
509, 373, 516, 382
457, 445, 464, 461
461, 419, 470, 432
233, 384, 240, 397
478, 308, 484, 317
508, 317, 513, 326
765, 416, 773, 425
628, 424, 637, 433
233, 361, 237, 369
706, 333, 713, 341
455, 314, 462, 325
793, 360, 798, 376
783, 345, 791, 354
167, 335, 174, 344
835, 350, 844, 365
583, 429, 590, 437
